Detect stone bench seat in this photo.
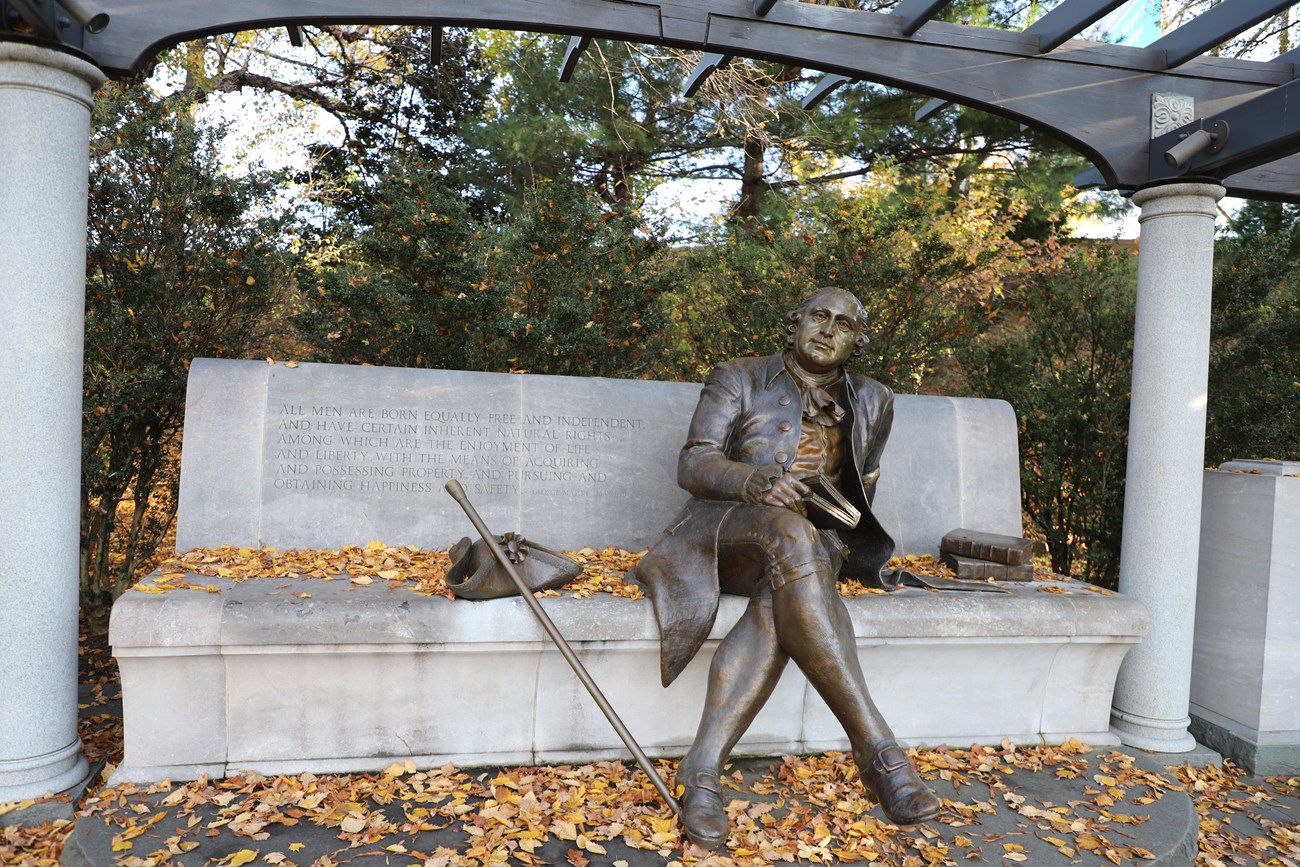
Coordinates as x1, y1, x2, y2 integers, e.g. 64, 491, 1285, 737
110, 359, 1148, 782
110, 571, 1146, 782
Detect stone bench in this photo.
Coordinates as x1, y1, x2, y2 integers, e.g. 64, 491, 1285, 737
109, 359, 1148, 782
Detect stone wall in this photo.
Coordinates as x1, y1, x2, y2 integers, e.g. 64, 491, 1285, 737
176, 358, 1023, 554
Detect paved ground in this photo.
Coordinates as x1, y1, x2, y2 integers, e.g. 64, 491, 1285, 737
2, 629, 1297, 867
53, 746, 1299, 867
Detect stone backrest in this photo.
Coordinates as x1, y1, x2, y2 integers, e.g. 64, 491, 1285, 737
177, 358, 1023, 554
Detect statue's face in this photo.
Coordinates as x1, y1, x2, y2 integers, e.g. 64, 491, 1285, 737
791, 293, 860, 374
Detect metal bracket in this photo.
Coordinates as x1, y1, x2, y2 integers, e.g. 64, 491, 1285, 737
1205, 119, 1230, 154
1162, 118, 1230, 169
0, 0, 105, 46
4, 0, 71, 43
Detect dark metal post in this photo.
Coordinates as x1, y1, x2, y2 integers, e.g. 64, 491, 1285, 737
444, 480, 681, 816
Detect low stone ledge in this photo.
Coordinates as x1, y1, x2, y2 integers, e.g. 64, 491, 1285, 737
110, 574, 1147, 783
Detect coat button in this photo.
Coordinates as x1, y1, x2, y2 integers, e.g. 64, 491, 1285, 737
775, 452, 789, 463
778, 420, 792, 432
778, 395, 791, 406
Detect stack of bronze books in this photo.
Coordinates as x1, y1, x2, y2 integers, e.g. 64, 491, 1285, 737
939, 529, 1045, 582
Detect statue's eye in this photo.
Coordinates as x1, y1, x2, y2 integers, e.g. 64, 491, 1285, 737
811, 311, 827, 321
836, 320, 852, 333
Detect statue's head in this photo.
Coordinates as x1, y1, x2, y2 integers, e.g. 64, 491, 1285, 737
784, 287, 870, 373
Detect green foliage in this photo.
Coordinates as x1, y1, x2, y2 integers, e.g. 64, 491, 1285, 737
290, 27, 491, 184
1206, 201, 1300, 463
295, 155, 484, 370
959, 244, 1136, 586
475, 184, 670, 377
656, 174, 1042, 386
297, 172, 670, 378
82, 83, 293, 606
461, 35, 713, 217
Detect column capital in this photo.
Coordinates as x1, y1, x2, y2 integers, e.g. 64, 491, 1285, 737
1131, 181, 1226, 213
0, 41, 104, 109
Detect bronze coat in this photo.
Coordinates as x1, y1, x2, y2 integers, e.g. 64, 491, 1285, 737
637, 353, 898, 687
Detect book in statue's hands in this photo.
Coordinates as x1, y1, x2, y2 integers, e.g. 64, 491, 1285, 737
800, 472, 861, 530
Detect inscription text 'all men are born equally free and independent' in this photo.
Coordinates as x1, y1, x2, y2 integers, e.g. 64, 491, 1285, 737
269, 403, 646, 500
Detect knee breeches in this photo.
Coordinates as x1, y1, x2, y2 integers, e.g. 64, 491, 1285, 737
717, 504, 843, 594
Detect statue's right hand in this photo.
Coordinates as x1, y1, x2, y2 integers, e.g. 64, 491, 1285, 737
741, 465, 809, 515
740, 464, 785, 505
763, 473, 810, 516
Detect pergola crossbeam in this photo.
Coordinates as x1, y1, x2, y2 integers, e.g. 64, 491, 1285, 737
559, 33, 589, 81
1023, 0, 1130, 53
801, 72, 851, 109
892, 0, 951, 36
1149, 0, 1297, 68
915, 96, 951, 121
1274, 43, 1300, 73
684, 51, 730, 97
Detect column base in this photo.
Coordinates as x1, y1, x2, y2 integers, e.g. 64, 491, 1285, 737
1110, 706, 1197, 753
0, 738, 90, 803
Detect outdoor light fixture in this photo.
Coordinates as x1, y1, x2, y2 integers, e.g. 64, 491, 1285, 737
53, 0, 108, 33
1164, 119, 1229, 169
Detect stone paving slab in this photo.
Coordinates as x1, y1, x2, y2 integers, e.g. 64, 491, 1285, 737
62, 749, 1204, 867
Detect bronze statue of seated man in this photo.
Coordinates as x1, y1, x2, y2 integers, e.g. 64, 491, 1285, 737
635, 286, 941, 850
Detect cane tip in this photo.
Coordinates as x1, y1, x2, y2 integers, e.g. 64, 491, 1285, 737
444, 479, 466, 500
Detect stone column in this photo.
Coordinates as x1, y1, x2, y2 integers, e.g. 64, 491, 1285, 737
0, 42, 103, 801
1110, 181, 1225, 753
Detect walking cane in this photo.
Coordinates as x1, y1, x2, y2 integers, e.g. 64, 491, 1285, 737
444, 480, 681, 816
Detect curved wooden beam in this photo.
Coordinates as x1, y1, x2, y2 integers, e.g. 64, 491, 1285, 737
57, 0, 1300, 199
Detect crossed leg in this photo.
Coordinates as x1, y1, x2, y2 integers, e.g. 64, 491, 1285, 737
676, 505, 939, 849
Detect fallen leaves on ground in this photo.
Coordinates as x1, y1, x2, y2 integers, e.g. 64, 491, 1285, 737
7, 731, 1299, 867
1171, 763, 1298, 867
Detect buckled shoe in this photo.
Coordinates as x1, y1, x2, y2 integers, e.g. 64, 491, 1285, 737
858, 740, 941, 825
677, 768, 728, 850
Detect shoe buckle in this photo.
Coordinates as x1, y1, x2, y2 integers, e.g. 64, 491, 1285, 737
689, 771, 722, 794
873, 743, 909, 773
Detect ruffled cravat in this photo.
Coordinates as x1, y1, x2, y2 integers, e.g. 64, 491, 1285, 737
783, 352, 846, 426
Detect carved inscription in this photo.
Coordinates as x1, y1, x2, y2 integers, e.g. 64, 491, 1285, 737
268, 403, 646, 500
